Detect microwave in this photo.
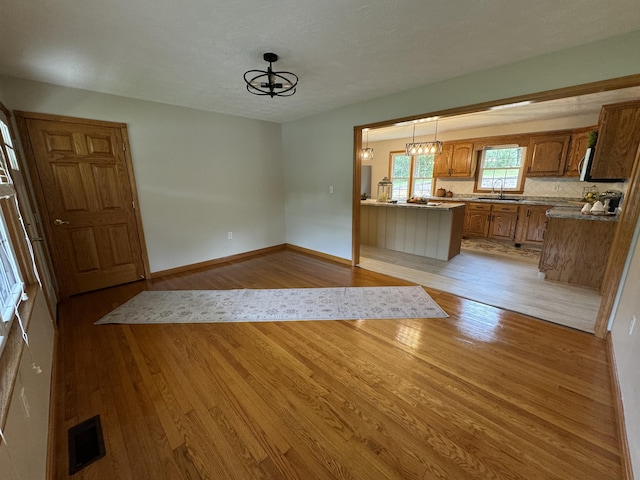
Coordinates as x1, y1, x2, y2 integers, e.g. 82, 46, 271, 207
579, 148, 625, 182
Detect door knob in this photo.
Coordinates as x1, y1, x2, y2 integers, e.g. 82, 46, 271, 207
54, 219, 70, 225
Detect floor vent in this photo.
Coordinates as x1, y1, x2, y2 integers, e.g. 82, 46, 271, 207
68, 415, 106, 475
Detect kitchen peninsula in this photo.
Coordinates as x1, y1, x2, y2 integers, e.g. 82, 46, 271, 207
360, 201, 465, 260
539, 206, 618, 290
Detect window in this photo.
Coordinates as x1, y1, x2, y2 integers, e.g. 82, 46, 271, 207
475, 145, 526, 193
0, 109, 29, 358
389, 151, 435, 200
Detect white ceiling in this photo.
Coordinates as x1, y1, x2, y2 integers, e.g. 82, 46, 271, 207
1, 0, 639, 123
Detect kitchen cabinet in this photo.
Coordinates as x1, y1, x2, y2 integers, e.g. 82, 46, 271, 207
489, 204, 519, 241
514, 205, 552, 245
465, 203, 491, 237
526, 134, 570, 177
539, 215, 617, 290
464, 203, 518, 241
565, 128, 596, 177
434, 142, 474, 178
589, 100, 640, 180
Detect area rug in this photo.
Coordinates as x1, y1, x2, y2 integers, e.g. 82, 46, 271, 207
94, 286, 448, 325
461, 238, 541, 261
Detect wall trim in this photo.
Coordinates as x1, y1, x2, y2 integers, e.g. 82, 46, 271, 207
46, 330, 59, 480
285, 244, 352, 266
607, 333, 635, 480
150, 244, 287, 278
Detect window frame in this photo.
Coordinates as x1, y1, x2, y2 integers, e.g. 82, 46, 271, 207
473, 144, 527, 194
388, 150, 436, 200
0, 102, 40, 437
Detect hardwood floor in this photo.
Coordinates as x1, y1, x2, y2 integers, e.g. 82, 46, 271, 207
52, 249, 623, 479
359, 243, 602, 333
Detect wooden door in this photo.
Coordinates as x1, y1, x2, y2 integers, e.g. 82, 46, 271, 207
16, 113, 148, 297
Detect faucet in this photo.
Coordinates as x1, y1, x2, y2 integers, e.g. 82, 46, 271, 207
492, 179, 505, 199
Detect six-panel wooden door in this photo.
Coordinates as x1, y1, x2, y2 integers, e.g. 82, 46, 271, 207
17, 113, 147, 297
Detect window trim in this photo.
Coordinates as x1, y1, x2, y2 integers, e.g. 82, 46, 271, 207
388, 150, 436, 200
0, 102, 41, 440
473, 145, 527, 194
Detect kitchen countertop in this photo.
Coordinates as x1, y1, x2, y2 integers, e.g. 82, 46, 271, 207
362, 195, 584, 207
546, 205, 619, 221
361, 200, 465, 210
429, 195, 583, 207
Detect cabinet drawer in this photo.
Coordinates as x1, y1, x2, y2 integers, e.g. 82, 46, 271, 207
493, 204, 519, 213
468, 203, 491, 211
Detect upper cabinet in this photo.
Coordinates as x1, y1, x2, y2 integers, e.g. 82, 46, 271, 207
565, 128, 596, 177
434, 142, 474, 178
589, 100, 640, 180
525, 134, 570, 177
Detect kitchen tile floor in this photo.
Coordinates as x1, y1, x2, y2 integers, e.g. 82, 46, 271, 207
359, 242, 600, 333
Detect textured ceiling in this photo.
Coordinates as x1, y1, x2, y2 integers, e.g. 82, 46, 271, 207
0, 0, 639, 123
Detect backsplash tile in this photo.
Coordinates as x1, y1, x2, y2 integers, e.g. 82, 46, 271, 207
435, 177, 627, 200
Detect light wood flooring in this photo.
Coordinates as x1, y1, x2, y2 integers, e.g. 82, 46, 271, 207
51, 249, 623, 479
359, 242, 601, 333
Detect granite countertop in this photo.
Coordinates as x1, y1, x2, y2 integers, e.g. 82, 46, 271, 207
361, 200, 465, 210
546, 206, 619, 221
362, 196, 583, 207
431, 195, 583, 207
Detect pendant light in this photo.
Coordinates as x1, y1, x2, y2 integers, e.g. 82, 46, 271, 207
361, 128, 374, 160
405, 119, 442, 156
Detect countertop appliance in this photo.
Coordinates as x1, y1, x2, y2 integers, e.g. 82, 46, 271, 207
599, 190, 624, 212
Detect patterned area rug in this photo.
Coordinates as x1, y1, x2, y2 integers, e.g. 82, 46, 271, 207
95, 286, 448, 325
461, 238, 541, 261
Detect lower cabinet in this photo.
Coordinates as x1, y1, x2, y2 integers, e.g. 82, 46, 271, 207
464, 203, 518, 241
539, 216, 616, 290
514, 205, 553, 245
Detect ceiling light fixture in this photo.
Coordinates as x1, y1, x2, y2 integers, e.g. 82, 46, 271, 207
405, 118, 442, 156
361, 129, 374, 160
244, 53, 298, 98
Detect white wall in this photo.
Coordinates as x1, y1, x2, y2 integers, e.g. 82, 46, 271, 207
611, 221, 640, 475
0, 290, 55, 480
0, 76, 286, 273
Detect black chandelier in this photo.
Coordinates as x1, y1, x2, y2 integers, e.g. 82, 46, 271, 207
243, 53, 298, 98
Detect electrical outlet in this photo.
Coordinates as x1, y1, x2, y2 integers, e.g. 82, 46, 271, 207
227, 232, 233, 240
329, 185, 334, 194
630, 315, 637, 335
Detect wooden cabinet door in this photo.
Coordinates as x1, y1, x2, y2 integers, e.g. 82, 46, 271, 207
488, 204, 518, 241
515, 205, 551, 244
18, 115, 147, 297
433, 143, 453, 177
526, 134, 570, 177
450, 143, 474, 177
565, 130, 594, 177
464, 203, 491, 238
590, 100, 640, 180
